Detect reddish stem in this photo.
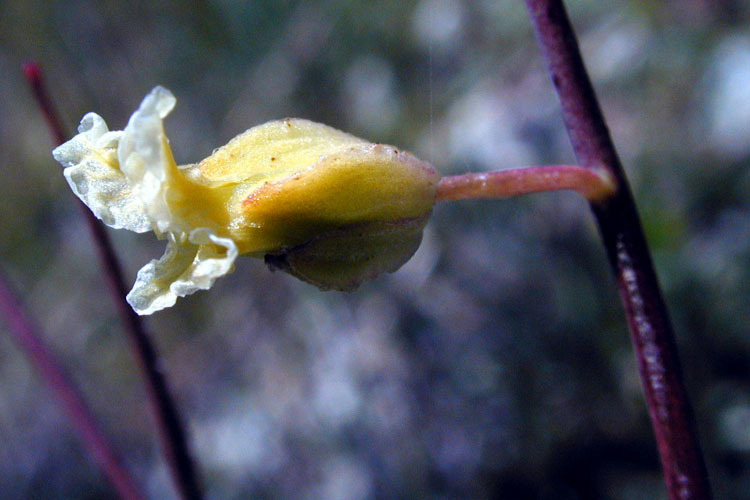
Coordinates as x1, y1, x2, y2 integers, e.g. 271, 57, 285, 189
436, 165, 615, 202
23, 62, 204, 500
0, 271, 146, 500
523, 2, 712, 499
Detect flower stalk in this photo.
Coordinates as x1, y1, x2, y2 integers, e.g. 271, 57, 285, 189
436, 164, 615, 203
24, 62, 203, 500
523, 2, 712, 499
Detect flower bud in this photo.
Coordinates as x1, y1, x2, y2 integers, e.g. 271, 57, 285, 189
53, 87, 438, 314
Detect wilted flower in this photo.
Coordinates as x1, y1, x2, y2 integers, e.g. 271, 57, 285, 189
54, 87, 439, 315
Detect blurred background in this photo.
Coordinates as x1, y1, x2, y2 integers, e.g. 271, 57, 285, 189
0, 0, 748, 498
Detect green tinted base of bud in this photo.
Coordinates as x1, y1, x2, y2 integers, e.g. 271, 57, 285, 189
264, 213, 431, 291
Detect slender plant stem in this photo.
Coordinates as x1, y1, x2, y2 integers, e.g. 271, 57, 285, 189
23, 62, 204, 500
0, 271, 146, 500
436, 165, 615, 203
523, 2, 712, 499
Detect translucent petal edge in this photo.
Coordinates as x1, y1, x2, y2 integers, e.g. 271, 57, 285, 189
126, 228, 239, 315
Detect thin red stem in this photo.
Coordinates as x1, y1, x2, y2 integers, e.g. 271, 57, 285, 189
24, 62, 203, 500
436, 165, 615, 203
0, 271, 146, 500
523, 2, 712, 499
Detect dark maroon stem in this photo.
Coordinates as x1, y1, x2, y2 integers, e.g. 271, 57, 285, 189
0, 271, 146, 500
523, 2, 712, 499
23, 62, 204, 500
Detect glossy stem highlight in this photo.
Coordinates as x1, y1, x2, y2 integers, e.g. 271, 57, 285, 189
523, 2, 712, 499
24, 61, 204, 500
0, 271, 146, 500
436, 165, 615, 203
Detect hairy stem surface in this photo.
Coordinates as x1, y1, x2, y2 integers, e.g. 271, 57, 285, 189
523, 2, 712, 499
24, 62, 203, 500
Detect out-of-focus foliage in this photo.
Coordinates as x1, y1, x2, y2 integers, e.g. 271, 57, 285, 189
0, 0, 748, 499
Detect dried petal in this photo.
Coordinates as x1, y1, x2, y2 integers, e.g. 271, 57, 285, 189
126, 228, 238, 315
